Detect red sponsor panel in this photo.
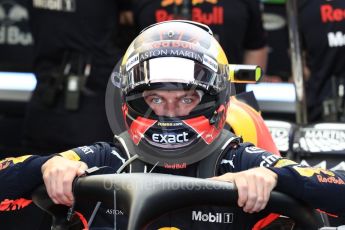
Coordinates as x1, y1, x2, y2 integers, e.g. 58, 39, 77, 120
129, 117, 157, 145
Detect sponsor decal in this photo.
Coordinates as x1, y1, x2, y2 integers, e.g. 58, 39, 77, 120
161, 0, 218, 7
298, 128, 345, 152
245, 146, 265, 154
317, 175, 345, 185
220, 159, 235, 169
139, 48, 204, 63
156, 7, 223, 25
202, 54, 218, 72
164, 162, 187, 169
0, 160, 10, 170
33, 0, 76, 12
192, 210, 233, 223
152, 132, 189, 144
328, 31, 345, 47
158, 122, 183, 127
78, 146, 94, 155
0, 155, 32, 170
274, 159, 297, 168
268, 127, 290, 152
151, 40, 197, 50
293, 166, 335, 177
0, 0, 33, 45
126, 53, 139, 71
105, 209, 124, 215
321, 4, 345, 23
0, 198, 32, 211
111, 150, 126, 164
59, 150, 80, 161
259, 154, 281, 167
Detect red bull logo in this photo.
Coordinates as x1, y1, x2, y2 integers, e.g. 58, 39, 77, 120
156, 7, 223, 25
161, 0, 218, 7
151, 40, 197, 49
321, 4, 345, 23
317, 175, 345, 185
157, 0, 223, 25
164, 162, 187, 169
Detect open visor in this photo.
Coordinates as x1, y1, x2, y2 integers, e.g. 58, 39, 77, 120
112, 57, 228, 95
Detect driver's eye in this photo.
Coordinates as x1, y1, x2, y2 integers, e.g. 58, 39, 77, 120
181, 97, 193, 104
152, 97, 163, 104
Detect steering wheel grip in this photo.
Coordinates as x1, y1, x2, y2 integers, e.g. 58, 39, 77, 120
32, 173, 323, 230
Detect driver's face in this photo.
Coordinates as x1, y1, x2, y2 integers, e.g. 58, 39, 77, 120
143, 90, 201, 117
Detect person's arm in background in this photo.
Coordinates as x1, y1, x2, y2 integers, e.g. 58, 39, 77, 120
243, 0, 268, 70
243, 0, 285, 83
243, 46, 268, 73
238, 0, 270, 87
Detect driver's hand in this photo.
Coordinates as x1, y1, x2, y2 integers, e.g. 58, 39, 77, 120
210, 167, 277, 213
41, 156, 88, 206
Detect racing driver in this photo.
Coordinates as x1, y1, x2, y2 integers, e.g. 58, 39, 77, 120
1, 20, 345, 229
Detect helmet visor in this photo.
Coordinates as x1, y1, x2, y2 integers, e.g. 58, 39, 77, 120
113, 57, 228, 94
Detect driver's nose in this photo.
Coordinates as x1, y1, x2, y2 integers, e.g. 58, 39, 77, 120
165, 101, 178, 117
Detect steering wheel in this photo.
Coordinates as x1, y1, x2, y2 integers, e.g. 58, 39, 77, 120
32, 173, 323, 230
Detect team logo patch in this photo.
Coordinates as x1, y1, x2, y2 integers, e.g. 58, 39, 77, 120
245, 146, 265, 154
293, 166, 335, 178
59, 150, 80, 161
274, 159, 297, 168
0, 160, 10, 171
0, 155, 32, 170
78, 146, 94, 155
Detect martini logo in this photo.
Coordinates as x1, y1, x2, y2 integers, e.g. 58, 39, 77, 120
0, 0, 33, 45
139, 48, 203, 63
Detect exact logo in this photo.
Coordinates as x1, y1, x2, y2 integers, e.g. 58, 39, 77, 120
192, 211, 233, 224
0, 0, 33, 46
152, 132, 189, 144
